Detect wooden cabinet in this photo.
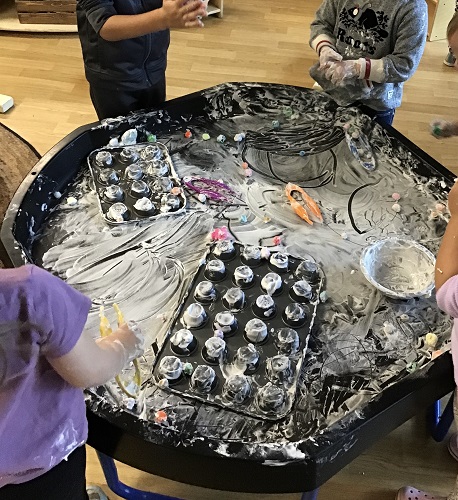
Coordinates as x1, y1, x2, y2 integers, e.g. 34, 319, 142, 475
207, 0, 223, 18
15, 0, 76, 24
14, 0, 223, 25
427, 0, 456, 41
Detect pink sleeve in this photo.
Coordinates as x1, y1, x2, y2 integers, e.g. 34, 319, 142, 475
436, 275, 458, 319
29, 266, 92, 358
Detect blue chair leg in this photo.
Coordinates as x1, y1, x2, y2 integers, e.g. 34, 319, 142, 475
428, 391, 455, 442
301, 489, 319, 500
96, 451, 182, 500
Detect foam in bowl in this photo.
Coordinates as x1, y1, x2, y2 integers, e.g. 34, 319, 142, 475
360, 237, 436, 299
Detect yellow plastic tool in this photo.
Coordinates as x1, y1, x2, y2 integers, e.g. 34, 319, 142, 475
99, 304, 141, 398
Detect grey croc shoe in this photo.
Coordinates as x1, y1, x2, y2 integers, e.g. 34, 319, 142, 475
86, 485, 109, 500
396, 486, 447, 500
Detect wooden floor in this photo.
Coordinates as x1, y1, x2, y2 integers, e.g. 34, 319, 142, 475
1, 0, 458, 498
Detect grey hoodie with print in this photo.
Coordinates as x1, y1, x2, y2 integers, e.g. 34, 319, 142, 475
309, 0, 427, 111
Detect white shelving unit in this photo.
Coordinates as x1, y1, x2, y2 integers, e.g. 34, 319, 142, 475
207, 0, 223, 18
426, 0, 455, 41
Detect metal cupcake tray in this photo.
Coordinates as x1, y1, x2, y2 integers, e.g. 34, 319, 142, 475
152, 241, 323, 421
87, 142, 186, 225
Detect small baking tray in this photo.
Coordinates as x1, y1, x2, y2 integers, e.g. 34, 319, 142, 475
87, 142, 186, 225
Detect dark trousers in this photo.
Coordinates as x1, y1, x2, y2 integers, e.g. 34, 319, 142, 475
0, 446, 88, 500
90, 76, 166, 120
358, 104, 395, 127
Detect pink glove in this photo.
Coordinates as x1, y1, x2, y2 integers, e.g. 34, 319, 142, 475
319, 46, 342, 69
324, 59, 362, 86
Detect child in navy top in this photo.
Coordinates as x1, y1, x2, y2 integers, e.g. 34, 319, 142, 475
77, 0, 208, 119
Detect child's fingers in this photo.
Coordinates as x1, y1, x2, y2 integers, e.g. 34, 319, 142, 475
186, 7, 207, 18
185, 18, 205, 28
182, 0, 203, 11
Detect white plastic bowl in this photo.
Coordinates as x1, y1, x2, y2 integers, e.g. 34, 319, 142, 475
360, 237, 436, 300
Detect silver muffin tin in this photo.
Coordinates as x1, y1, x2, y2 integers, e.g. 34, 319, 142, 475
152, 242, 323, 421
87, 142, 186, 225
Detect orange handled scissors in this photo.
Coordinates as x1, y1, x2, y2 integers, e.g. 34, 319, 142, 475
285, 183, 323, 225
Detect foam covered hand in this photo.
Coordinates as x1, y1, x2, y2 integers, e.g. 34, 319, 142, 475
325, 59, 361, 86
113, 321, 145, 365
163, 0, 207, 29
319, 46, 342, 69
430, 119, 458, 139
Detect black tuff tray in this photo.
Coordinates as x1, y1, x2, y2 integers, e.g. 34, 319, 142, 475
87, 142, 186, 225
152, 242, 323, 421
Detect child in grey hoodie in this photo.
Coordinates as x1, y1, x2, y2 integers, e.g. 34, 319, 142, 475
309, 0, 428, 126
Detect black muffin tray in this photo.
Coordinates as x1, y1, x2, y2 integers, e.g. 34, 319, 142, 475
152, 242, 323, 421
87, 142, 186, 225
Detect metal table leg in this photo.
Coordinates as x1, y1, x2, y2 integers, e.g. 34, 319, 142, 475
301, 489, 319, 500
428, 391, 455, 442
96, 451, 181, 500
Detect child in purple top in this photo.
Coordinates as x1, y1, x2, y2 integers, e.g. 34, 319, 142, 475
396, 183, 458, 499
0, 264, 144, 500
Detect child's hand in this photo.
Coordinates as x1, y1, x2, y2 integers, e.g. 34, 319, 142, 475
162, 0, 208, 29
319, 46, 342, 69
325, 60, 361, 86
448, 181, 458, 218
430, 119, 458, 139
115, 321, 145, 363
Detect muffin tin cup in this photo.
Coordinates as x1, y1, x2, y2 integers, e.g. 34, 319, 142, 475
221, 292, 246, 311
289, 288, 314, 304
240, 257, 262, 268
268, 264, 289, 274
191, 376, 219, 394
195, 294, 219, 305
260, 283, 283, 297
233, 354, 260, 375
203, 269, 227, 282
254, 388, 290, 417
87, 142, 186, 225
170, 338, 199, 357
194, 295, 218, 305
215, 325, 238, 339
281, 306, 309, 328
215, 252, 236, 262
233, 275, 257, 290
106, 204, 130, 223
251, 302, 277, 320
152, 242, 323, 421
201, 347, 228, 365
133, 206, 158, 217
164, 373, 184, 386
243, 332, 269, 346
181, 314, 209, 330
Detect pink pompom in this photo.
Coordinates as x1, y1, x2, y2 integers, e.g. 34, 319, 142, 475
210, 226, 230, 241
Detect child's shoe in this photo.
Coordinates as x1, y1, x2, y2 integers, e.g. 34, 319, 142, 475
396, 486, 446, 500
444, 50, 456, 67
448, 432, 458, 461
86, 484, 109, 500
